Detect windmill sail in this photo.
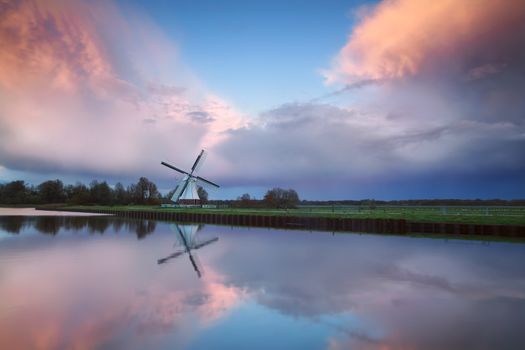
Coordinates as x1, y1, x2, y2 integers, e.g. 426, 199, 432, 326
191, 149, 207, 173
196, 175, 220, 188
170, 176, 189, 202
161, 149, 219, 204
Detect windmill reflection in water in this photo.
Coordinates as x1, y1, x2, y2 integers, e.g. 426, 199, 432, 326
157, 224, 218, 278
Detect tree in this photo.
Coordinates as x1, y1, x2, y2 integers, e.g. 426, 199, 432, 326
162, 188, 177, 204
89, 180, 113, 205
37, 179, 66, 203
65, 183, 90, 205
239, 193, 251, 201
130, 177, 160, 205
113, 182, 127, 205
0, 180, 30, 204
197, 186, 208, 203
362, 199, 377, 210
233, 193, 259, 208
263, 188, 299, 209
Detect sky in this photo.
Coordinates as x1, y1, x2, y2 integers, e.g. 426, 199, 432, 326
0, 0, 524, 200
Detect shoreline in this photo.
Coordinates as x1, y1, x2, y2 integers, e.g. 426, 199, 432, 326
37, 206, 525, 240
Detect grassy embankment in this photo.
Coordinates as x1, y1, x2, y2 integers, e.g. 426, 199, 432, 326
58, 205, 525, 226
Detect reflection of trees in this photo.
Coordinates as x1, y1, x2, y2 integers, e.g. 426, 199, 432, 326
0, 216, 26, 234
64, 217, 90, 231
34, 217, 62, 235
0, 216, 158, 238
112, 219, 125, 233
87, 217, 111, 234
128, 220, 157, 239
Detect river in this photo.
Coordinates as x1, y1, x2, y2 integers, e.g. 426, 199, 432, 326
1, 209, 524, 349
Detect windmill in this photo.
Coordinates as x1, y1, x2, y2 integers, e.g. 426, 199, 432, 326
161, 149, 219, 205
157, 224, 219, 278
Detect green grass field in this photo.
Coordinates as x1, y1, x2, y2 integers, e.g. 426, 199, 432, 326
59, 205, 525, 226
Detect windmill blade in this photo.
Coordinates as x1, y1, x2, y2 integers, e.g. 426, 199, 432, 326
170, 176, 189, 202
192, 237, 219, 250
180, 224, 199, 246
196, 176, 220, 188
193, 150, 207, 173
157, 250, 186, 264
190, 149, 206, 173
177, 177, 192, 201
174, 222, 192, 251
172, 224, 200, 247
161, 161, 190, 176
171, 223, 186, 247
171, 223, 185, 236
188, 253, 203, 278
177, 224, 199, 237
195, 178, 218, 191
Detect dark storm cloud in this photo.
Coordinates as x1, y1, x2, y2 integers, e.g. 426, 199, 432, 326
213, 102, 525, 196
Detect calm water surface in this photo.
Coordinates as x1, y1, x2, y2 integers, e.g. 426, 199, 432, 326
1, 209, 525, 349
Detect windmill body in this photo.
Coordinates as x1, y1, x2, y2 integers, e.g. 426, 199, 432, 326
162, 149, 219, 206
177, 177, 199, 202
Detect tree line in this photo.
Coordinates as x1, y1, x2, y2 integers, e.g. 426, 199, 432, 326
209, 194, 525, 208
299, 198, 525, 207
0, 178, 163, 205
227, 188, 300, 209
5, 177, 519, 208
0, 179, 301, 209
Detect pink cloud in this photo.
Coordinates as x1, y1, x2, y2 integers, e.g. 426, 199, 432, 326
0, 0, 247, 179
325, 0, 525, 83
0, 0, 115, 94
0, 237, 245, 349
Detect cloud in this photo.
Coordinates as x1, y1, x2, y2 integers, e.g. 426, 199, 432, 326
208, 0, 525, 197
3, 219, 525, 348
212, 102, 525, 195
0, 0, 246, 180
320, 0, 525, 133
186, 111, 216, 124
465, 63, 507, 81
0, 225, 246, 349
311, 78, 384, 102
204, 225, 525, 349
0, 0, 523, 199
239, 0, 525, 198
325, 0, 525, 83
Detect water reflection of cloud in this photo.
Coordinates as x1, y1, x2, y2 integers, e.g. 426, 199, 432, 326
328, 297, 525, 350
0, 226, 243, 349
2, 220, 525, 349
201, 227, 525, 348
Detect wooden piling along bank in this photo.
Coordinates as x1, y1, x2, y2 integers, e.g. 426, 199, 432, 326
42, 208, 525, 238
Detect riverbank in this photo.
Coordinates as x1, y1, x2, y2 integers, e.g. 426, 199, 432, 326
47, 205, 525, 225
38, 205, 525, 239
